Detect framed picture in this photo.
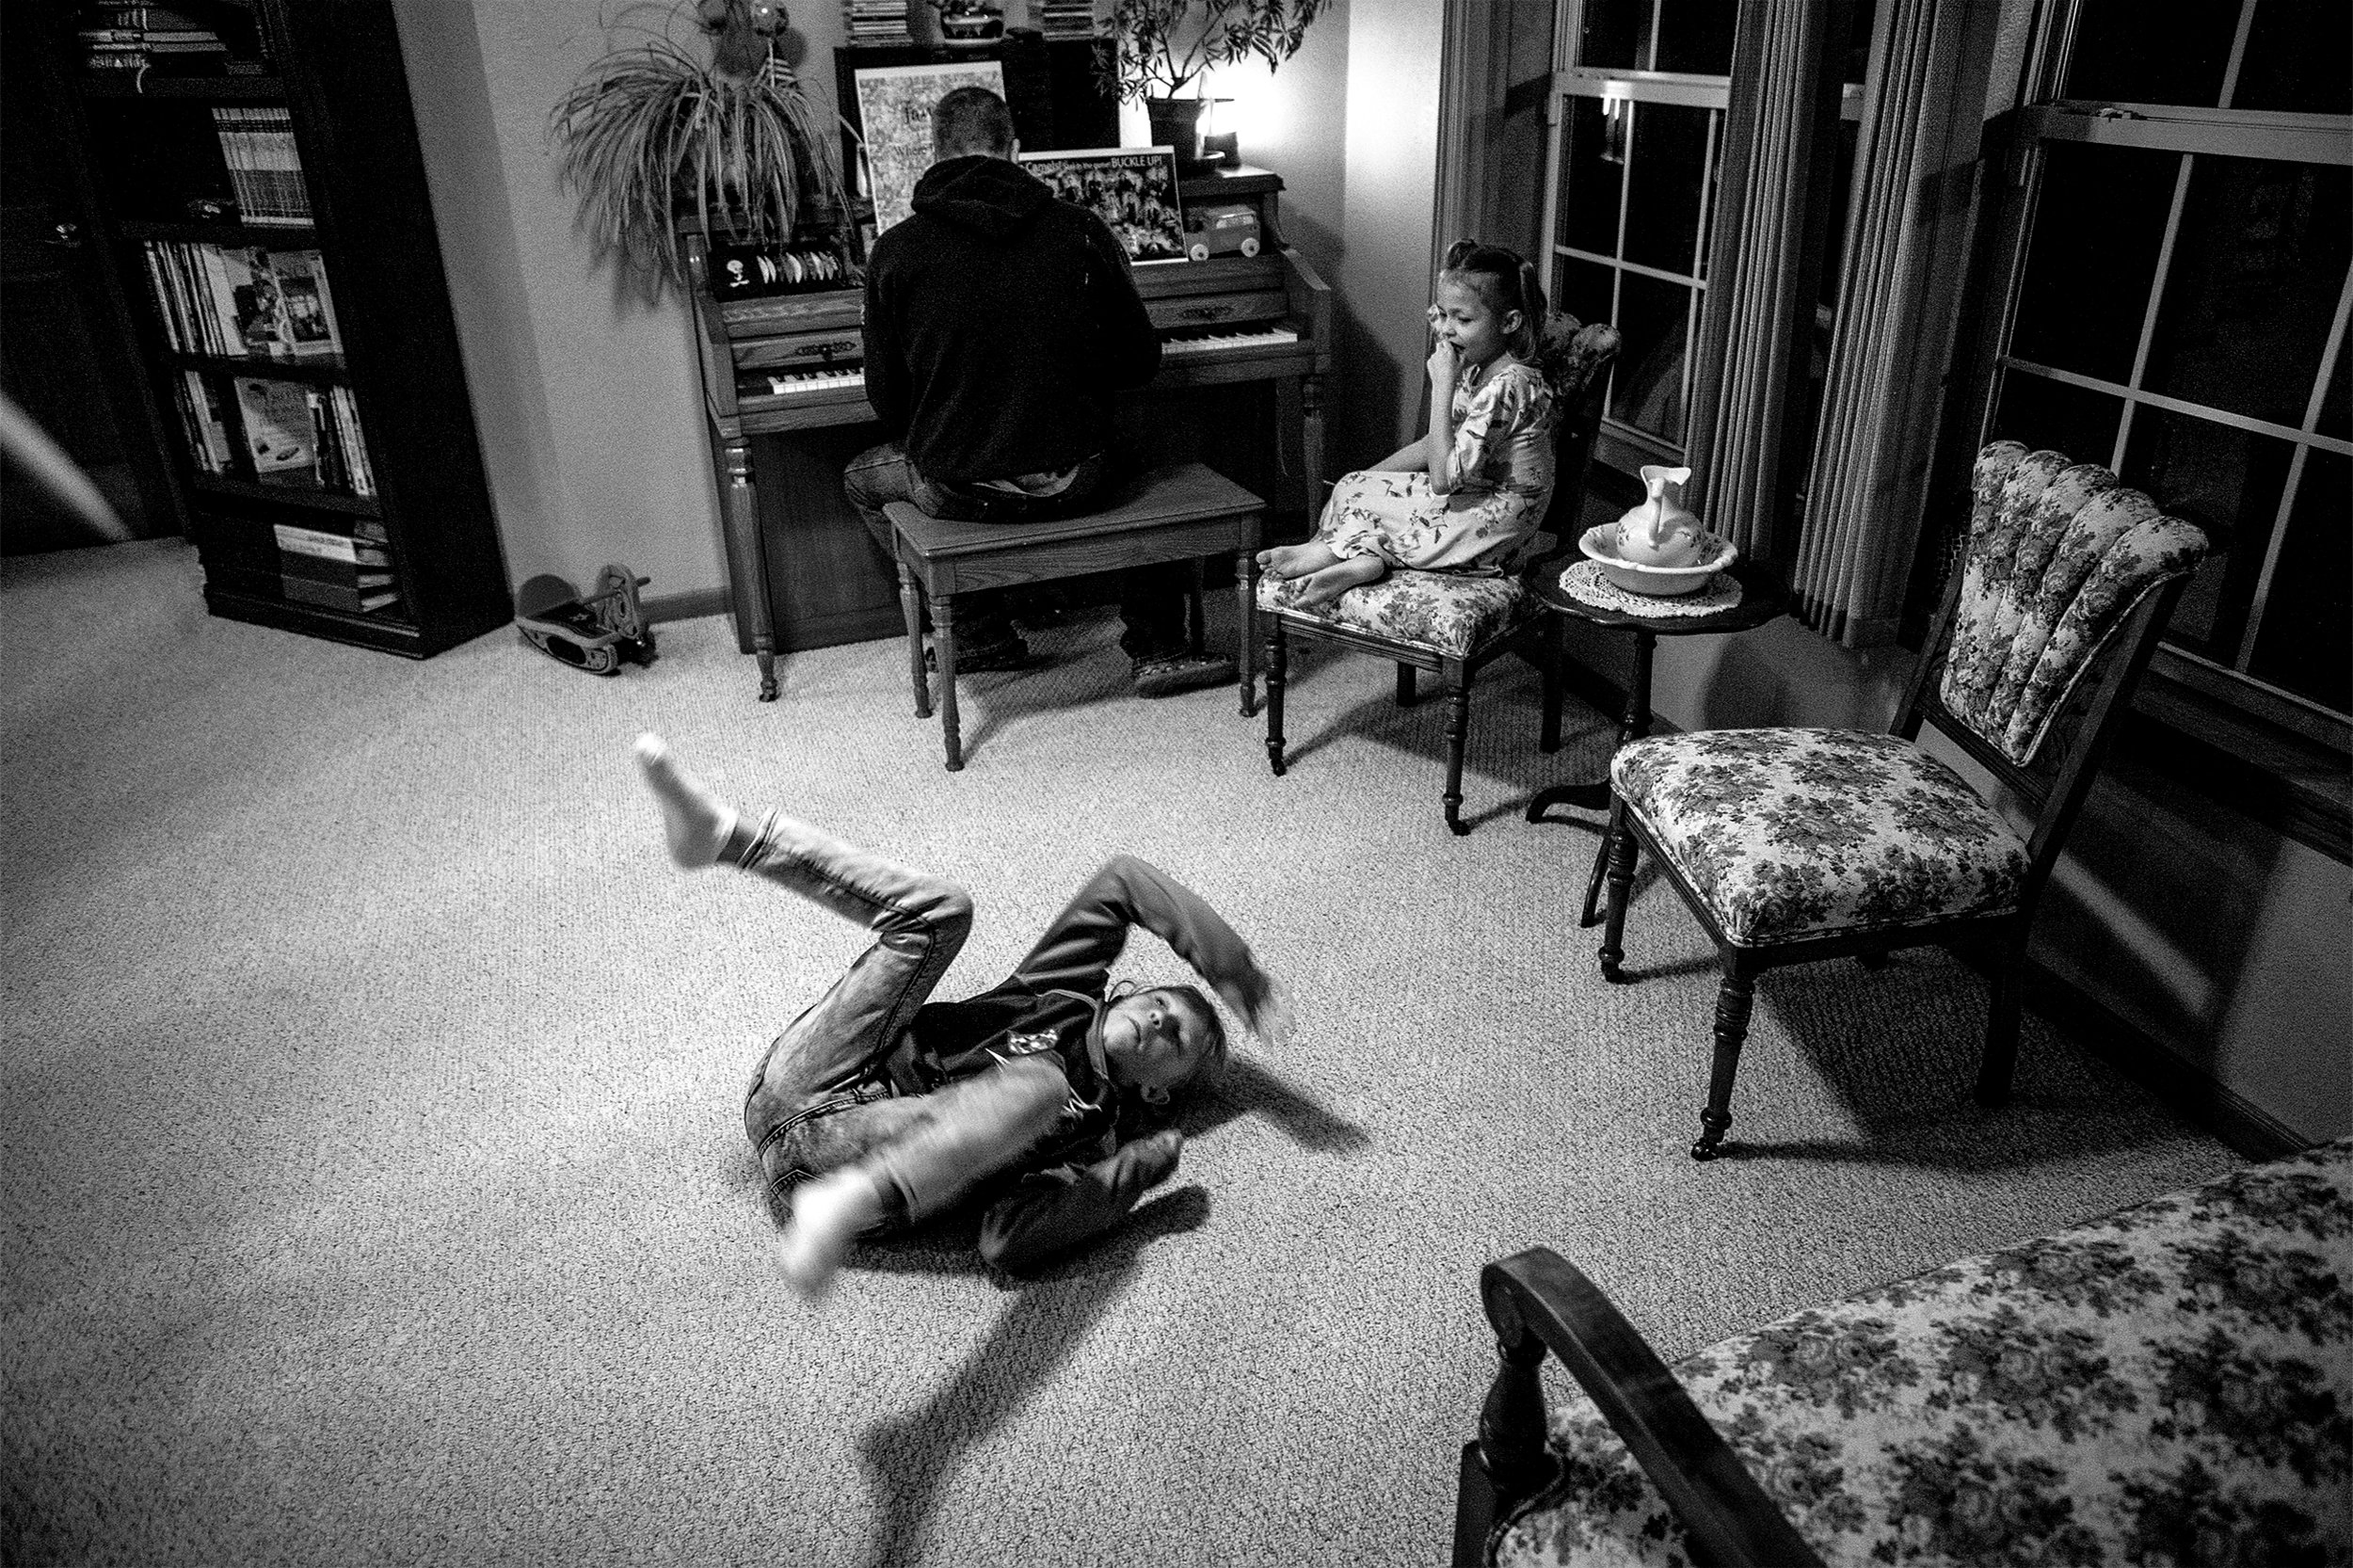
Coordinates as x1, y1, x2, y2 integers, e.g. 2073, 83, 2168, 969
851, 60, 1008, 238
1017, 147, 1189, 264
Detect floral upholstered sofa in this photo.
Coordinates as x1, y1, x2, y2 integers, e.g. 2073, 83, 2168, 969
1456, 1140, 2353, 1567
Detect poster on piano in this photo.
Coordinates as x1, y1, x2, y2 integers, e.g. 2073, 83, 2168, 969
1017, 148, 1189, 264
852, 60, 1008, 239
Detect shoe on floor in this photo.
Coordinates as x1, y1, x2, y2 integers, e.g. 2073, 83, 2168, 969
1131, 650, 1237, 697
927, 635, 1038, 674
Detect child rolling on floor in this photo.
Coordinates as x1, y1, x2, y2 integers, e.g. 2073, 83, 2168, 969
632, 733, 1294, 1298
1258, 239, 1559, 606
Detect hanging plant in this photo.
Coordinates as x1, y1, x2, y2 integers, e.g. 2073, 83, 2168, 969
549, 0, 846, 297
1096, 0, 1331, 104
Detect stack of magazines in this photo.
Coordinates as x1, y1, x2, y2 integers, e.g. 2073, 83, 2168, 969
843, 0, 915, 44
212, 108, 310, 227
141, 242, 341, 360
272, 519, 398, 616
1034, 1, 1099, 38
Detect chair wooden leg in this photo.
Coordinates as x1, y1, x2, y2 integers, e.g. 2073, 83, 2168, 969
1598, 802, 1637, 981
1235, 544, 1257, 716
1265, 617, 1289, 776
1977, 934, 2025, 1108
1396, 664, 1417, 707
1443, 678, 1471, 836
1694, 967, 1755, 1161
1539, 616, 1563, 754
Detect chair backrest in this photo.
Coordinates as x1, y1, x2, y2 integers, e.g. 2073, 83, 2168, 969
1533, 314, 1622, 545
1897, 440, 2208, 867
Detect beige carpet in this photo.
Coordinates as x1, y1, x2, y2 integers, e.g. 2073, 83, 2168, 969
3, 539, 2234, 1567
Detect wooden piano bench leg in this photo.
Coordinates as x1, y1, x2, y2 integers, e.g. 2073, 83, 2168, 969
897, 563, 930, 719
933, 594, 963, 772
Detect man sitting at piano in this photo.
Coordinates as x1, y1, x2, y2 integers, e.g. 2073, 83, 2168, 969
842, 86, 1236, 697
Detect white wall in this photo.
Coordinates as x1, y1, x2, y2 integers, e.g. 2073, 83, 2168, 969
392, 0, 768, 604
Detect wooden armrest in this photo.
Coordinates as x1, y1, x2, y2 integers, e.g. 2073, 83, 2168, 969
1462, 1247, 1823, 1568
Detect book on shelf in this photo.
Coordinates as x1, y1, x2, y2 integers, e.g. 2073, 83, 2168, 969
842, 1, 915, 43
141, 242, 341, 359
229, 376, 374, 497
211, 107, 310, 227
272, 522, 400, 615
77, 3, 270, 73
172, 370, 236, 472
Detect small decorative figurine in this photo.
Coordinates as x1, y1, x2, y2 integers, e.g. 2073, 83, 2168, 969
1614, 463, 1703, 568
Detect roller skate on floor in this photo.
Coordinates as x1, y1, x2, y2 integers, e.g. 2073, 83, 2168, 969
514, 564, 656, 676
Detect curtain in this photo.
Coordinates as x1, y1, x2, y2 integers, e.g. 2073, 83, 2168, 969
1683, 0, 1852, 563
1793, 0, 2002, 648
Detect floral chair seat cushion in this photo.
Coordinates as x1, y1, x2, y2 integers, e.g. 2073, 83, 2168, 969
1610, 728, 2027, 947
1257, 568, 1539, 660
1492, 1139, 2353, 1568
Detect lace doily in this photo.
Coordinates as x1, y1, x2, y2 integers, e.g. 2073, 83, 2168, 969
1558, 560, 1742, 616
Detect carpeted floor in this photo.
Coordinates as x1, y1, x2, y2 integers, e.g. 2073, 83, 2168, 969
3, 539, 2236, 1568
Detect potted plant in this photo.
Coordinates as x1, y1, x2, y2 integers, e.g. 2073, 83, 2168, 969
1097, 0, 1330, 165
548, 0, 846, 298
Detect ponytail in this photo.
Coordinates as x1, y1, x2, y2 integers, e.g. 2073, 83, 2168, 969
1439, 237, 1545, 358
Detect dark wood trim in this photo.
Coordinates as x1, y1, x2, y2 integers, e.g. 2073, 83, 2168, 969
1463, 1249, 1826, 1568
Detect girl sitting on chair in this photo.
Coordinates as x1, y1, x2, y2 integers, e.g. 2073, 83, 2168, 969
1258, 240, 1560, 607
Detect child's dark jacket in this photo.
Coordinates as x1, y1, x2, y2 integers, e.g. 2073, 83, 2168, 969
882, 855, 1255, 1268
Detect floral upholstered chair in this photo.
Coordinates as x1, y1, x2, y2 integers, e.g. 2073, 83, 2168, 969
1453, 1139, 2353, 1568
1258, 316, 1620, 835
1596, 442, 2210, 1159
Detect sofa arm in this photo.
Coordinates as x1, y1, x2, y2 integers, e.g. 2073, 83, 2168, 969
1456, 1247, 1823, 1568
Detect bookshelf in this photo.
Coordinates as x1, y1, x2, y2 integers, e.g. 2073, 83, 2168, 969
38, 0, 509, 658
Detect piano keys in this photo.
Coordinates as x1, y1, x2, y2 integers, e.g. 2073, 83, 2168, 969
685, 165, 1332, 699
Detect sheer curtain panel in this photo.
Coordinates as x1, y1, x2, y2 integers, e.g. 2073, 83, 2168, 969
1793, 0, 2002, 648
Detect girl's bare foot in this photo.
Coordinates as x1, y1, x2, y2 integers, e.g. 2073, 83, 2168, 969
1294, 556, 1385, 607
1257, 541, 1341, 581
632, 733, 738, 869
776, 1166, 886, 1300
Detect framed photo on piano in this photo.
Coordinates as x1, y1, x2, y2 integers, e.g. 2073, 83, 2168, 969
1017, 147, 1189, 264
851, 60, 1009, 239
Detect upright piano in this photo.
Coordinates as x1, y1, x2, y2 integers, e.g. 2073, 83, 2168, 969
683, 165, 1332, 700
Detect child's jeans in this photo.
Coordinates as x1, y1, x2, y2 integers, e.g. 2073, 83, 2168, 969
734, 813, 1067, 1224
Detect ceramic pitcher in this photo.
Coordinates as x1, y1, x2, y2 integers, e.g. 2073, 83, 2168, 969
1614, 464, 1702, 567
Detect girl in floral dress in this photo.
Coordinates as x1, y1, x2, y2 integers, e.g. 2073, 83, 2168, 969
1258, 240, 1558, 606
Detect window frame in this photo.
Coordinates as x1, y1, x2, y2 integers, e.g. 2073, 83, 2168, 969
1966, 39, 2352, 752
1540, 14, 1863, 474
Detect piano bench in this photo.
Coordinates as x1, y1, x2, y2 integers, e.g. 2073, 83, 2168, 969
885, 462, 1268, 771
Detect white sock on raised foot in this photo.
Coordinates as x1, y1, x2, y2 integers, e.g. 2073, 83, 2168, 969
632, 732, 739, 868
776, 1167, 887, 1301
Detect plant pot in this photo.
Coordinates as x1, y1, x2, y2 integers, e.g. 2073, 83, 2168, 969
1145, 97, 1210, 168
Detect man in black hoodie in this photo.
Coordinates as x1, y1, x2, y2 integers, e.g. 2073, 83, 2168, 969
842, 87, 1234, 696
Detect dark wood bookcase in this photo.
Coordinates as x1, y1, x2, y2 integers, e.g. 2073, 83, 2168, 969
30, 0, 509, 657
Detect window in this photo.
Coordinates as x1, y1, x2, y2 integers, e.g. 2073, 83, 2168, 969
1541, 0, 1871, 471
1976, 0, 2350, 741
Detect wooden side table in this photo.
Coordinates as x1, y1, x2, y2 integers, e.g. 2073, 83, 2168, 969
886, 462, 1267, 771
1527, 557, 1789, 924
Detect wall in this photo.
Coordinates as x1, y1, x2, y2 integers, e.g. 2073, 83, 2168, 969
392, 0, 798, 606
